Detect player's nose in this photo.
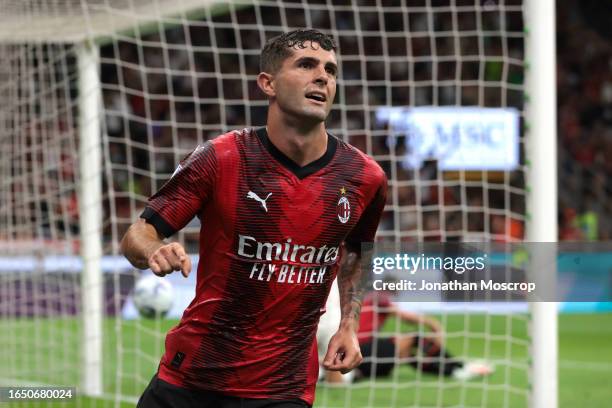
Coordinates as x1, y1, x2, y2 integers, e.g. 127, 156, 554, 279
313, 65, 328, 86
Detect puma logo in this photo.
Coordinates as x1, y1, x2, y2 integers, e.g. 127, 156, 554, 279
247, 191, 272, 212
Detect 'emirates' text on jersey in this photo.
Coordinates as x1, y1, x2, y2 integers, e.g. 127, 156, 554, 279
141, 128, 387, 405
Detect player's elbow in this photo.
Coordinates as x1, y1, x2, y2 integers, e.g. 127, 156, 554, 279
120, 227, 136, 266
120, 220, 138, 252
119, 227, 131, 258
120, 220, 149, 269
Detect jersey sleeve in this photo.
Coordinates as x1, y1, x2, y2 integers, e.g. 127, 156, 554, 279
344, 171, 388, 255
376, 292, 393, 309
140, 142, 217, 237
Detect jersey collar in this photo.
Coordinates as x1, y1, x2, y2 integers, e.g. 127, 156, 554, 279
255, 127, 337, 179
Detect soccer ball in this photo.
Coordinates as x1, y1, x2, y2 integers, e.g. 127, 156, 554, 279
132, 275, 174, 319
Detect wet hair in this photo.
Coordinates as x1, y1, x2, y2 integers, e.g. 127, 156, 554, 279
260, 29, 337, 74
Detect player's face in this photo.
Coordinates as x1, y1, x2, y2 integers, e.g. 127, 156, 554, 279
272, 42, 337, 123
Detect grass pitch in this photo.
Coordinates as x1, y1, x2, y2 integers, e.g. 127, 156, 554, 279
1, 313, 611, 407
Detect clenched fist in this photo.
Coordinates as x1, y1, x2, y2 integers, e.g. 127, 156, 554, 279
148, 242, 192, 278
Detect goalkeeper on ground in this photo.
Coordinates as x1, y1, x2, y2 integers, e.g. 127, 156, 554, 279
318, 283, 493, 383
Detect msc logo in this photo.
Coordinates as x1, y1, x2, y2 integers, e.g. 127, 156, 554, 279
337, 196, 350, 224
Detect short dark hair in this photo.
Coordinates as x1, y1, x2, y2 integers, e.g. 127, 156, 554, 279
260, 29, 337, 74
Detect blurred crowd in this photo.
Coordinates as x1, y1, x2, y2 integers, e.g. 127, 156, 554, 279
93, 0, 609, 247
556, 1, 611, 241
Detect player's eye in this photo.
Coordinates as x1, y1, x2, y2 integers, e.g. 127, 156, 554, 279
299, 61, 312, 69
326, 67, 337, 76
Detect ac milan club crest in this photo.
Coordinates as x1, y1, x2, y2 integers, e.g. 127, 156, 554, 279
337, 195, 351, 224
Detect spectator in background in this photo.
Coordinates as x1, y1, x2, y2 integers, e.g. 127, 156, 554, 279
559, 207, 584, 241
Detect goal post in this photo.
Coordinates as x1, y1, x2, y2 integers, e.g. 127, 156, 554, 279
0, 1, 558, 406
76, 40, 104, 397
524, 0, 558, 407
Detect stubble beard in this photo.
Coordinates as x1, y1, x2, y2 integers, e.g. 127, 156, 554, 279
280, 97, 329, 126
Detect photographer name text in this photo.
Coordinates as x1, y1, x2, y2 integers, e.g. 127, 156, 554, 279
373, 279, 536, 293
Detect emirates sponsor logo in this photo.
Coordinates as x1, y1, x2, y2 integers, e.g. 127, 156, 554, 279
237, 235, 339, 265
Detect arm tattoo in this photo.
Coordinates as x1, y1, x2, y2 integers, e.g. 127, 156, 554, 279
337, 250, 366, 325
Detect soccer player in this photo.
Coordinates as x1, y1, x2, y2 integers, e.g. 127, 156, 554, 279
121, 29, 387, 408
352, 289, 493, 382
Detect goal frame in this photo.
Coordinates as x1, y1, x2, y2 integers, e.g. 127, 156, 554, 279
524, 0, 558, 407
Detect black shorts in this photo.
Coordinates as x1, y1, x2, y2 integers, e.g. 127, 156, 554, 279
358, 338, 396, 378
137, 374, 311, 408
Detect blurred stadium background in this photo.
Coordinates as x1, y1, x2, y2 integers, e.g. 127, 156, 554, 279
0, 0, 610, 407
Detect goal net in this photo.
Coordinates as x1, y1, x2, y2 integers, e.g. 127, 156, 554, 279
0, 0, 555, 407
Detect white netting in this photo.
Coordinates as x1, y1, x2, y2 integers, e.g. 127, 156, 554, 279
0, 1, 534, 407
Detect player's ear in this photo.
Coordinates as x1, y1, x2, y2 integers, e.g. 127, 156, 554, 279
257, 72, 275, 97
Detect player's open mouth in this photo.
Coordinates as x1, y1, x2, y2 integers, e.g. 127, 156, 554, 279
305, 92, 326, 103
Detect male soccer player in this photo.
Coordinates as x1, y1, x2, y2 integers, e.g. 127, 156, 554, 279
353, 289, 493, 382
121, 29, 387, 408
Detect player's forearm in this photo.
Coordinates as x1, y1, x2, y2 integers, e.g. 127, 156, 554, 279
337, 250, 364, 332
121, 219, 165, 269
397, 310, 441, 333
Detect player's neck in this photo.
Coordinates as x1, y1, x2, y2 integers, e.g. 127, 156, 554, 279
266, 117, 328, 168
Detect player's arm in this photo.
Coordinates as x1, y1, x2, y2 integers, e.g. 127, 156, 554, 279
121, 142, 215, 277
392, 307, 443, 338
391, 306, 442, 331
121, 219, 191, 277
322, 249, 364, 373
324, 168, 388, 373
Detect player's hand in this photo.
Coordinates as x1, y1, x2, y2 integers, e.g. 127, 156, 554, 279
147, 242, 192, 278
323, 327, 362, 374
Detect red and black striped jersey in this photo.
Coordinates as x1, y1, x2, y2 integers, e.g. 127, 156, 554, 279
141, 127, 387, 405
